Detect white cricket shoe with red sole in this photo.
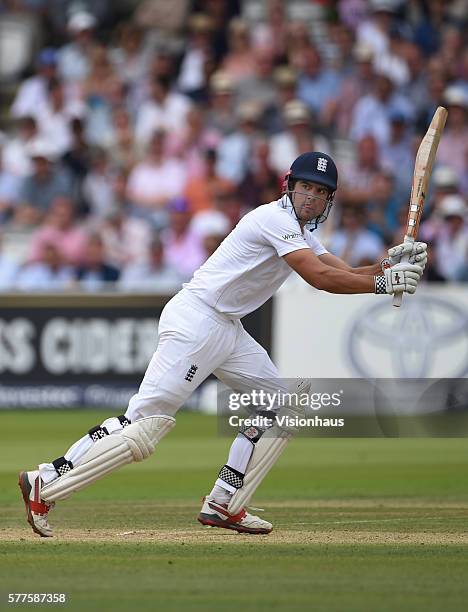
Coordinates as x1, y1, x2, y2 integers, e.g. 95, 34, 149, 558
197, 496, 272, 534
18, 470, 54, 537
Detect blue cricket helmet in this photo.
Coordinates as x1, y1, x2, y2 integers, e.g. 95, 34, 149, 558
288, 152, 338, 192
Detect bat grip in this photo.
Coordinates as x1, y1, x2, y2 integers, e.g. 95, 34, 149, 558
392, 239, 412, 308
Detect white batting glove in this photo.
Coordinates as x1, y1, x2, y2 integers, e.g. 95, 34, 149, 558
388, 241, 427, 273
374, 262, 422, 295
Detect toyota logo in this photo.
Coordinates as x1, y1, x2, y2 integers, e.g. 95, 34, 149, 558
346, 296, 468, 378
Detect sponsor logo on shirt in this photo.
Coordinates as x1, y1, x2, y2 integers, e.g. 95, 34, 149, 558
282, 232, 304, 240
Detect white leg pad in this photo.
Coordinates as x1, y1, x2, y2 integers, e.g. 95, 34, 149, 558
228, 426, 291, 515
41, 415, 175, 502
228, 379, 311, 514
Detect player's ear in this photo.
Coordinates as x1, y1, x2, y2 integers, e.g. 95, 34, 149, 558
281, 171, 291, 194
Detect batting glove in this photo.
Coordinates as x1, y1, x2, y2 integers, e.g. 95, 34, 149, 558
374, 262, 421, 295
388, 241, 427, 273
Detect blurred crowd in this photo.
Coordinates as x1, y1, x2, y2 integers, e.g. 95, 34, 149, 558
0, 0, 467, 293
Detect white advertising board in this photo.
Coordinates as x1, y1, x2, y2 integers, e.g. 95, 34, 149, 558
273, 278, 468, 379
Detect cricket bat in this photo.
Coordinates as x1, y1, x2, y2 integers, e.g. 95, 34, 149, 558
393, 106, 448, 307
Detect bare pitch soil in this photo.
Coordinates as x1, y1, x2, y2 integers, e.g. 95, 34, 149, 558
7, 498, 468, 545
3, 526, 468, 545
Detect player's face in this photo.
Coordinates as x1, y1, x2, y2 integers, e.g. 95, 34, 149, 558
292, 180, 329, 222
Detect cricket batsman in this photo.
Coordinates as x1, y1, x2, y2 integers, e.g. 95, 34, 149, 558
19, 152, 427, 536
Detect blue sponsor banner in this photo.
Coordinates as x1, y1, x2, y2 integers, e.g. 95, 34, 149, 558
0, 294, 272, 408
0, 384, 138, 409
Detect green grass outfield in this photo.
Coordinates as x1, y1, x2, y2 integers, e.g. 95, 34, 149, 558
1, 410, 467, 612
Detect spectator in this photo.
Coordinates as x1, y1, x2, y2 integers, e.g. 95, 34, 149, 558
251, 0, 289, 62
460, 149, 468, 197
166, 106, 221, 179
372, 28, 410, 88
129, 49, 177, 114
350, 71, 414, 146
10, 48, 59, 119
57, 11, 98, 85
455, 47, 468, 99
161, 197, 205, 280
266, 66, 299, 134
133, 0, 190, 33
16, 243, 74, 291
197, 0, 241, 62
423, 240, 447, 283
328, 22, 356, 78
356, 1, 395, 59
322, 43, 375, 138
268, 100, 330, 177
83, 51, 128, 149
191, 209, 231, 259
366, 169, 402, 241
216, 102, 263, 185
118, 236, 183, 293
328, 205, 384, 267
212, 184, 243, 228
178, 14, 215, 101
235, 47, 278, 120
205, 71, 238, 136
62, 118, 93, 190
431, 195, 468, 281
134, 76, 192, 150
380, 110, 413, 199
437, 87, 468, 184
33, 78, 85, 156
339, 134, 382, 206
28, 196, 87, 266
184, 148, 235, 214
416, 63, 447, 130
109, 169, 133, 217
126, 130, 188, 227
82, 148, 116, 219
0, 136, 22, 223
296, 46, 342, 117
14, 139, 73, 227
1, 116, 38, 178
239, 138, 279, 210
286, 21, 314, 70
221, 18, 256, 85
75, 233, 120, 291
109, 23, 150, 92
400, 42, 428, 119
419, 166, 463, 246
438, 25, 464, 81
105, 106, 137, 173
412, 0, 446, 57
431, 166, 461, 207
82, 42, 121, 106
100, 206, 153, 268
337, 0, 369, 32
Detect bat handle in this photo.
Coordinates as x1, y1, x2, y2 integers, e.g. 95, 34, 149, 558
392, 288, 404, 308
392, 241, 412, 308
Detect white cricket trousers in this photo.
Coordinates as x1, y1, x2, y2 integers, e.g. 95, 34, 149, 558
126, 289, 281, 420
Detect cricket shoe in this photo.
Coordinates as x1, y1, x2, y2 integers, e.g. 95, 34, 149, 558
197, 496, 272, 534
18, 470, 55, 537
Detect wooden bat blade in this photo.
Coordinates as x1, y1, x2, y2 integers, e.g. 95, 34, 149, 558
405, 106, 448, 241
393, 106, 448, 308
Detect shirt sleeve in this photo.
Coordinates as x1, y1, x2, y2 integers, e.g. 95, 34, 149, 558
305, 232, 328, 256
260, 208, 309, 257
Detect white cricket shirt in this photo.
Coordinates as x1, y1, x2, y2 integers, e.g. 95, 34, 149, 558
184, 196, 327, 319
